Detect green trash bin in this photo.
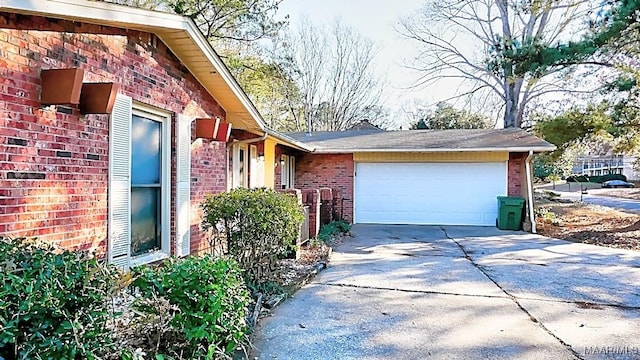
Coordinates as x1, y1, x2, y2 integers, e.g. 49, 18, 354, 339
496, 196, 525, 230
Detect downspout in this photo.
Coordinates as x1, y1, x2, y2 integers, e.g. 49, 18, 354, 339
525, 150, 536, 233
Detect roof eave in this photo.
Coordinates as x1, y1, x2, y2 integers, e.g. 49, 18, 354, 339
0, 0, 266, 132
180, 20, 265, 131
310, 146, 557, 154
265, 129, 313, 152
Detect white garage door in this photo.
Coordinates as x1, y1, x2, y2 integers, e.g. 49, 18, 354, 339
354, 162, 507, 226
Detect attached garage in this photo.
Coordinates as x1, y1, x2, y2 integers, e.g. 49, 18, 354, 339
354, 162, 507, 226
287, 127, 557, 232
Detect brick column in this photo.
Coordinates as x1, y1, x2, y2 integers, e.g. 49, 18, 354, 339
332, 190, 344, 221
283, 188, 303, 205
319, 187, 333, 225
302, 189, 320, 238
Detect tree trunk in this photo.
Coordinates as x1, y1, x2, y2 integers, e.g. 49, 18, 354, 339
504, 82, 520, 128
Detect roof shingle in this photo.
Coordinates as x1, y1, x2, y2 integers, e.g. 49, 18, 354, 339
285, 128, 555, 153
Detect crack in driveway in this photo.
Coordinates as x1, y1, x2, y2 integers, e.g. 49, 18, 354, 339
438, 226, 585, 360
317, 281, 510, 300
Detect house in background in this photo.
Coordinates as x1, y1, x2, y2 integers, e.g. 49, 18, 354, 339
572, 153, 639, 180
0, 0, 555, 270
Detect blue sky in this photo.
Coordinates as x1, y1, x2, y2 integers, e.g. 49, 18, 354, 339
277, 0, 457, 127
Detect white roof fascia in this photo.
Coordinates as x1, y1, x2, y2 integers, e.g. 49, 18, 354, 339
310, 146, 557, 154
265, 129, 313, 152
0, 0, 186, 29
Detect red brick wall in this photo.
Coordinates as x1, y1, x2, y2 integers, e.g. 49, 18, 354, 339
0, 13, 227, 255
508, 152, 526, 196
190, 140, 227, 254
295, 153, 354, 222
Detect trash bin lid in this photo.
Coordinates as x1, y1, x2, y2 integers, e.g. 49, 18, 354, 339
497, 196, 525, 206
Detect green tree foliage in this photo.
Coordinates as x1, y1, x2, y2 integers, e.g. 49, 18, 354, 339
230, 51, 303, 131
103, 0, 298, 129
534, 98, 640, 153
533, 103, 614, 147
491, 0, 640, 78
410, 103, 491, 130
400, 0, 602, 129
533, 145, 584, 179
106, 0, 285, 42
528, 0, 640, 153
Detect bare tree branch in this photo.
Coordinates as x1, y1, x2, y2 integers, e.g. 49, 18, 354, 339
399, 0, 597, 128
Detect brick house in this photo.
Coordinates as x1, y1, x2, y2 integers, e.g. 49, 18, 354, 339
0, 0, 554, 269
0, 0, 306, 268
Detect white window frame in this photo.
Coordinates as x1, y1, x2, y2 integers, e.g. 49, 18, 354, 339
232, 143, 249, 188
129, 103, 171, 267
249, 144, 263, 188
280, 154, 296, 189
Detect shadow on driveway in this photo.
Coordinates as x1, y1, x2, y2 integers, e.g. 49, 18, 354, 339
252, 225, 640, 360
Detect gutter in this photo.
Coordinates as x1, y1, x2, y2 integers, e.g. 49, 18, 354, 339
232, 133, 268, 144
525, 150, 536, 233
309, 146, 556, 154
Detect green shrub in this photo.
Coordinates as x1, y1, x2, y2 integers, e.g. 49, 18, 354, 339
566, 174, 590, 183
0, 237, 118, 359
566, 173, 627, 183
589, 173, 627, 183
201, 188, 304, 285
132, 256, 250, 358
318, 220, 351, 242
535, 207, 562, 226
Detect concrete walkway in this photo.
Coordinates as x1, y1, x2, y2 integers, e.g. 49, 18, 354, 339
253, 225, 640, 360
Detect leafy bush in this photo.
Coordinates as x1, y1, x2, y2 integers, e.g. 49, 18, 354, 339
589, 173, 627, 183
566, 173, 627, 183
132, 256, 250, 358
535, 207, 562, 226
0, 237, 118, 359
318, 220, 351, 242
566, 174, 590, 183
201, 188, 304, 285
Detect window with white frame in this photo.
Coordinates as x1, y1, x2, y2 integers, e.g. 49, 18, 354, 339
130, 108, 169, 258
232, 143, 248, 188
280, 154, 295, 189
109, 95, 181, 269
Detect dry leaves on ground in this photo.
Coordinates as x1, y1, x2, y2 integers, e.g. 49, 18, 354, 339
536, 198, 640, 251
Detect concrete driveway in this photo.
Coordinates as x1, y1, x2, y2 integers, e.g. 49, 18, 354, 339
253, 225, 640, 360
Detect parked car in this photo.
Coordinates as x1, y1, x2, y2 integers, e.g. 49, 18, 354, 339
601, 180, 635, 188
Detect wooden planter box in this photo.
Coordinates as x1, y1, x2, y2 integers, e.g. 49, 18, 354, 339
41, 68, 84, 105
79, 83, 119, 114
195, 118, 220, 140
215, 122, 232, 142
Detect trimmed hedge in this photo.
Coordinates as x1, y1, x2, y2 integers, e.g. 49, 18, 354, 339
201, 187, 304, 286
566, 173, 627, 183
